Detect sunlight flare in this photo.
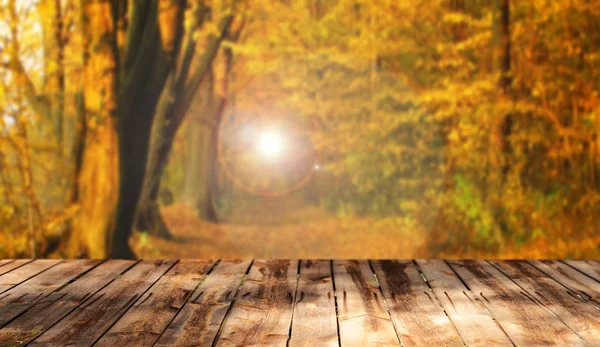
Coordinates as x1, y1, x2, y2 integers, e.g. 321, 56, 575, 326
257, 130, 285, 160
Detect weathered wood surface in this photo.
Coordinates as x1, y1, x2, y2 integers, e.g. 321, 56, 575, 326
0, 259, 99, 327
216, 259, 299, 346
491, 260, 600, 345
0, 259, 135, 346
563, 260, 600, 283
0, 259, 31, 276
371, 260, 462, 346
155, 260, 252, 347
29, 260, 175, 346
334, 260, 400, 346
0, 259, 599, 346
449, 260, 587, 346
96, 260, 216, 347
0, 259, 60, 294
289, 260, 338, 346
416, 259, 512, 346
530, 260, 600, 304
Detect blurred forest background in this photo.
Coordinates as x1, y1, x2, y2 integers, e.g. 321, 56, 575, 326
0, 0, 599, 259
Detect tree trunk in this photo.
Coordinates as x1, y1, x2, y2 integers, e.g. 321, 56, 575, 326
201, 121, 220, 222
496, 0, 512, 181
184, 118, 219, 221
489, 0, 511, 236
110, 0, 186, 258
187, 46, 235, 222
135, 10, 234, 235
187, 69, 220, 222
67, 0, 120, 258
183, 78, 214, 215
490, 0, 511, 174
40, 0, 65, 151
135, 77, 179, 240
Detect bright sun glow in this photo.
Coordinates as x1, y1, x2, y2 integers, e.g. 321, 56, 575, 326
257, 131, 285, 160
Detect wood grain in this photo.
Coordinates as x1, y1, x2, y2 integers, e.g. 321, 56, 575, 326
530, 260, 600, 303
0, 259, 60, 294
156, 260, 252, 347
0, 258, 598, 346
0, 259, 31, 276
215, 259, 299, 346
95, 260, 216, 347
0, 259, 100, 327
29, 260, 175, 346
334, 260, 400, 346
491, 260, 600, 345
563, 260, 600, 283
416, 259, 512, 346
449, 260, 586, 346
371, 260, 463, 346
0, 259, 134, 346
289, 260, 338, 347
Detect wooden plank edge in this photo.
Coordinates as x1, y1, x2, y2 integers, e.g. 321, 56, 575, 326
528, 260, 600, 307
0, 259, 34, 277
285, 260, 302, 346
14, 260, 141, 344
208, 259, 255, 347
0, 260, 64, 295
90, 260, 180, 345
367, 260, 406, 346
151, 259, 221, 345
414, 259, 511, 346
443, 260, 519, 347
487, 260, 596, 344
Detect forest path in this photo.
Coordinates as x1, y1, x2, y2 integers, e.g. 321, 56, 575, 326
132, 198, 423, 259
132, 196, 600, 259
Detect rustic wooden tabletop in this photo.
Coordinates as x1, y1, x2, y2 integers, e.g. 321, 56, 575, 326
0, 259, 598, 346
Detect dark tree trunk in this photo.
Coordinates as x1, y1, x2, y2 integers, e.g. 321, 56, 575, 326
496, 0, 512, 181
489, 0, 512, 236
135, 11, 234, 235
111, 0, 186, 258
135, 150, 173, 241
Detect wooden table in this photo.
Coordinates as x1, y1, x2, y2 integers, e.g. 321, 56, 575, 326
0, 259, 599, 346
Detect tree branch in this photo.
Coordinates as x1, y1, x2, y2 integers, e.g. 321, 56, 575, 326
7, 0, 49, 119
177, 13, 234, 122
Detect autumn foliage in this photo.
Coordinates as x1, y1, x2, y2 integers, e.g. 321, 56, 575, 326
1, 0, 599, 259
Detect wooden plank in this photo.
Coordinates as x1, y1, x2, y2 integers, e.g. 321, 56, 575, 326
0, 260, 14, 268
371, 260, 462, 346
530, 260, 600, 303
0, 259, 100, 327
156, 260, 252, 347
416, 259, 512, 346
0, 259, 33, 276
491, 260, 600, 345
28, 260, 175, 347
563, 260, 600, 283
333, 260, 400, 347
0, 260, 60, 294
449, 260, 586, 346
215, 259, 299, 346
289, 260, 338, 347
0, 259, 135, 346
95, 260, 216, 347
